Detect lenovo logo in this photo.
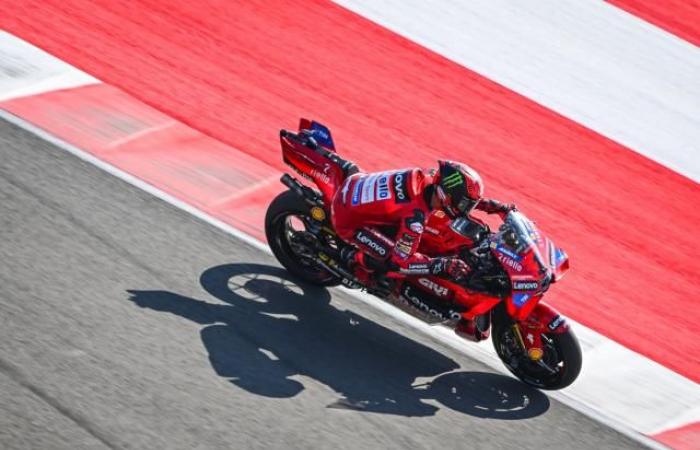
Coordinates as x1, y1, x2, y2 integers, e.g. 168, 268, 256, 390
356, 231, 387, 257
393, 171, 410, 203
513, 281, 538, 290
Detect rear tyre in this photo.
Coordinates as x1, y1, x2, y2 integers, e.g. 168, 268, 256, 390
265, 190, 341, 286
492, 307, 582, 390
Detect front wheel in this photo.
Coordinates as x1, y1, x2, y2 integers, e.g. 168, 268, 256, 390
265, 190, 341, 286
492, 309, 582, 390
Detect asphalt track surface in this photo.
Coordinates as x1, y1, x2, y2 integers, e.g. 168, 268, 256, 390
0, 118, 643, 449
5, 1, 699, 380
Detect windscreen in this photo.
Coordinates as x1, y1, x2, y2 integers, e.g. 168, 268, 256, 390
490, 211, 550, 279
498, 212, 537, 256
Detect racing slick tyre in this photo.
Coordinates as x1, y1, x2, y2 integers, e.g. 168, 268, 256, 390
492, 306, 582, 390
265, 190, 341, 287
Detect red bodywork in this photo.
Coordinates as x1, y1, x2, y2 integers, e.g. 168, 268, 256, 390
415, 209, 571, 347
280, 119, 570, 348
280, 119, 346, 205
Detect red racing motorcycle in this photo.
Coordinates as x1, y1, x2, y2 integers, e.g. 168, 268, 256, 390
265, 119, 582, 390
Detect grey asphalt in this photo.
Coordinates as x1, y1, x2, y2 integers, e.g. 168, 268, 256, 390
0, 117, 644, 449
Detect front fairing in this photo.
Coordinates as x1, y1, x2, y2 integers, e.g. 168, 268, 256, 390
490, 212, 568, 319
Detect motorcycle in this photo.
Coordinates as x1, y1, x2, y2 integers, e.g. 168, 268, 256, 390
264, 119, 582, 390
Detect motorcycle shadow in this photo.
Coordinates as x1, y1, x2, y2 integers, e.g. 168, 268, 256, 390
127, 263, 549, 419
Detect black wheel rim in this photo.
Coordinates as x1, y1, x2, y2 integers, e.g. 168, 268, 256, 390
496, 328, 567, 389
272, 212, 337, 283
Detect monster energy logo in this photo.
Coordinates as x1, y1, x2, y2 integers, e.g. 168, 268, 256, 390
442, 172, 463, 188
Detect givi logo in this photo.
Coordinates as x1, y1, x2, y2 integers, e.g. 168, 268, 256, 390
418, 278, 449, 297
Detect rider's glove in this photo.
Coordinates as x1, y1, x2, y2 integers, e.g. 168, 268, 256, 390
430, 257, 470, 282
500, 203, 517, 213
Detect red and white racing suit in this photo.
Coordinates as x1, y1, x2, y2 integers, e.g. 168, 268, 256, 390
330, 168, 510, 277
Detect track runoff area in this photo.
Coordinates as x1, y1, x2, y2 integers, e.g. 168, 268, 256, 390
0, 0, 698, 448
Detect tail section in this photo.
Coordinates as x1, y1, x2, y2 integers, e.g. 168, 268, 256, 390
298, 118, 336, 150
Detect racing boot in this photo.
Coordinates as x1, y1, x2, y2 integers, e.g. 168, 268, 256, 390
340, 247, 391, 295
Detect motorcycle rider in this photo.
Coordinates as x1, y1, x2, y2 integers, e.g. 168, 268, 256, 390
331, 160, 514, 281
330, 160, 514, 339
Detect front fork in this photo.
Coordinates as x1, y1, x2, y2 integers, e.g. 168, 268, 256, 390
511, 301, 568, 362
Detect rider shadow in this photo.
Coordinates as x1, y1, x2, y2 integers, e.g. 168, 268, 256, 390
127, 263, 549, 419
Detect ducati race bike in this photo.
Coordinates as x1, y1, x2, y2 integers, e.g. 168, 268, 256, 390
265, 119, 582, 390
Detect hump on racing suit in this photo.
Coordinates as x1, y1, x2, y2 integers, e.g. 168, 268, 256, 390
330, 168, 436, 272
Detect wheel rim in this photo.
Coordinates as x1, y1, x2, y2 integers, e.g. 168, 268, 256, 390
496, 328, 566, 388
272, 212, 337, 283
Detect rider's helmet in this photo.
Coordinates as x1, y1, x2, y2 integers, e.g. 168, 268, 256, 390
434, 160, 484, 218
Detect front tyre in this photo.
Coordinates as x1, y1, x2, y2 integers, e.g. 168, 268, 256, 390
492, 311, 582, 390
265, 190, 341, 286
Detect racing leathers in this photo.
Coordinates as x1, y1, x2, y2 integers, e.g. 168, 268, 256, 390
330, 168, 512, 282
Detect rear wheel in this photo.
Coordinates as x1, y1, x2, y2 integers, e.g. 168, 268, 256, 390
492, 308, 582, 390
265, 190, 341, 286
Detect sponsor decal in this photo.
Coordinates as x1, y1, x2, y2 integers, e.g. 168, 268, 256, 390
403, 263, 430, 275
497, 253, 523, 271
495, 244, 522, 261
513, 280, 538, 291
351, 179, 364, 205
361, 174, 378, 204
512, 292, 530, 306
351, 171, 397, 205
442, 172, 463, 189
395, 243, 411, 258
430, 259, 445, 275
392, 171, 411, 203
409, 222, 424, 234
395, 235, 414, 258
418, 278, 449, 297
376, 173, 392, 201
548, 315, 565, 331
401, 286, 461, 321
310, 206, 326, 221
310, 168, 330, 183
528, 348, 544, 361
356, 230, 388, 257
341, 278, 362, 289
405, 209, 426, 235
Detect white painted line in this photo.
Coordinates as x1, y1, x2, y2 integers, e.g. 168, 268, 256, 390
1, 109, 683, 449
210, 175, 280, 207
333, 0, 700, 183
105, 120, 177, 149
0, 31, 99, 101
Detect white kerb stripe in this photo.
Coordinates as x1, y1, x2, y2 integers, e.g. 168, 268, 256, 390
0, 31, 99, 102
333, 0, 700, 183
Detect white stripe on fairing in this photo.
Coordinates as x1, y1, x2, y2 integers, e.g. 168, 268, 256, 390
333, 0, 700, 183
2, 109, 695, 448
0, 31, 99, 101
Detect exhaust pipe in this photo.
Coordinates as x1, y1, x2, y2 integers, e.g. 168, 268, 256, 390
280, 173, 305, 197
